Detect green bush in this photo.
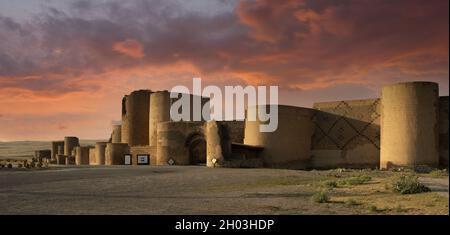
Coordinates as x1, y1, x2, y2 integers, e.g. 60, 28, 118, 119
324, 180, 338, 188
392, 175, 431, 194
429, 169, 448, 177
339, 175, 372, 185
312, 191, 330, 203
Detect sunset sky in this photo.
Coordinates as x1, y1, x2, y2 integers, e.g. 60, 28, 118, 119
0, 0, 448, 141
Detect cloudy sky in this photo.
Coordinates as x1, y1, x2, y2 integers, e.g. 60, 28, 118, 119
0, 0, 448, 141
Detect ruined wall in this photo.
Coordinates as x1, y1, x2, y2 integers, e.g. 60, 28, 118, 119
156, 121, 205, 165
439, 96, 449, 168
311, 99, 381, 169
380, 82, 439, 169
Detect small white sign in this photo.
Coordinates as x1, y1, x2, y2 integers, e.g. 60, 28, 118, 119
137, 155, 149, 165
124, 154, 132, 165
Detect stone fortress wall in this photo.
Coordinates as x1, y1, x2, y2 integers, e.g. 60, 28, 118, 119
45, 81, 448, 170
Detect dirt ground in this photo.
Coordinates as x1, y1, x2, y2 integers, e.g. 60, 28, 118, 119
0, 166, 448, 215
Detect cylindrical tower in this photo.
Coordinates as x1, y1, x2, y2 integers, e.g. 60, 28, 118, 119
156, 122, 190, 165
149, 91, 171, 147
95, 142, 108, 165
123, 90, 152, 146
380, 82, 439, 169
51, 141, 64, 160
105, 143, 129, 165
244, 105, 315, 169
64, 136, 79, 157
75, 146, 90, 165
206, 121, 231, 167
111, 124, 122, 143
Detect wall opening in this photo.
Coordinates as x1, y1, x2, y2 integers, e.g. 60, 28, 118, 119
186, 133, 206, 165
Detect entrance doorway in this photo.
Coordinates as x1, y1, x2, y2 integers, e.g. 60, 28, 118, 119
186, 133, 206, 165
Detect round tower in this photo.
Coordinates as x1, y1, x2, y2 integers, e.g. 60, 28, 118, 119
380, 82, 439, 169
75, 146, 90, 165
64, 136, 79, 157
243, 105, 315, 169
95, 142, 108, 165
122, 90, 152, 146
149, 91, 171, 147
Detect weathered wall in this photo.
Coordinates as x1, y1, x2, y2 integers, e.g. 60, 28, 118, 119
223, 121, 245, 144
244, 105, 315, 169
111, 124, 122, 143
380, 82, 439, 169
156, 121, 205, 165
56, 154, 66, 165
311, 99, 381, 169
129, 145, 157, 165
89, 148, 96, 165
438, 96, 448, 168
51, 141, 64, 160
34, 149, 51, 161
105, 143, 129, 165
121, 95, 129, 144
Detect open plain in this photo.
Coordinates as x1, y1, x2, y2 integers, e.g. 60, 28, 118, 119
0, 166, 447, 215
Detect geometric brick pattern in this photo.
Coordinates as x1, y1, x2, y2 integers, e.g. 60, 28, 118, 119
312, 99, 380, 150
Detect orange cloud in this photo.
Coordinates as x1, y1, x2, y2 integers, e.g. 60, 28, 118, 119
113, 39, 145, 59
0, 0, 448, 140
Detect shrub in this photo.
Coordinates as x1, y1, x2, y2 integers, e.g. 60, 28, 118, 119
7, 163, 12, 168
324, 180, 338, 188
369, 205, 378, 212
312, 191, 330, 203
339, 175, 372, 185
392, 175, 431, 194
429, 169, 448, 177
344, 199, 358, 206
